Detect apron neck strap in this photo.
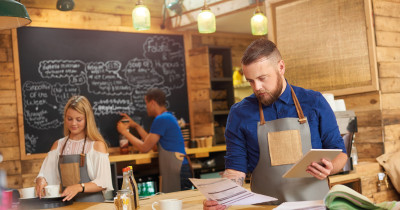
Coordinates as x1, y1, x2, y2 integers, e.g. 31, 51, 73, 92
59, 135, 87, 167
258, 85, 307, 125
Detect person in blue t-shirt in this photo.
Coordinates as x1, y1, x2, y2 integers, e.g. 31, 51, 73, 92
204, 38, 348, 209
117, 88, 192, 193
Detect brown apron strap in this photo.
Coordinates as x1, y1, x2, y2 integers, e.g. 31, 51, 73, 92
259, 102, 266, 125
80, 137, 87, 167
257, 84, 307, 125
184, 155, 195, 178
290, 86, 307, 124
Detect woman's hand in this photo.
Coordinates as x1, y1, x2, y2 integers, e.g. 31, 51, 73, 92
61, 184, 82, 201
119, 113, 139, 128
35, 177, 47, 198
203, 199, 226, 210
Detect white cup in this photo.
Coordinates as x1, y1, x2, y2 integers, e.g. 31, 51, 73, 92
45, 185, 61, 197
152, 199, 182, 210
19, 187, 36, 199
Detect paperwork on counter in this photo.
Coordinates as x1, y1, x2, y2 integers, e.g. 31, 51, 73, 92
283, 149, 342, 178
189, 178, 277, 206
273, 200, 325, 210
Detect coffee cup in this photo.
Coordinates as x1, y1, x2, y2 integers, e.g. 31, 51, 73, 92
45, 185, 61, 197
19, 187, 36, 199
152, 199, 182, 210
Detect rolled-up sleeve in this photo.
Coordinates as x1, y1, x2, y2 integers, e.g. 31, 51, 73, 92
225, 104, 248, 173
87, 150, 114, 191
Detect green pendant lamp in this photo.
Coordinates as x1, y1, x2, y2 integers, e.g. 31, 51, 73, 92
0, 0, 31, 30
251, 2, 267, 36
132, 0, 151, 31
197, 0, 216, 34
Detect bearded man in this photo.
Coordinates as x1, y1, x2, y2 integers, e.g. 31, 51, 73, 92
204, 38, 348, 209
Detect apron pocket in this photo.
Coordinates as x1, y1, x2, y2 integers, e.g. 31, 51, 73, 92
268, 130, 303, 166
60, 162, 81, 187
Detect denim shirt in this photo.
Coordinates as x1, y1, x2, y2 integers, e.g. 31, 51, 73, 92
225, 82, 346, 173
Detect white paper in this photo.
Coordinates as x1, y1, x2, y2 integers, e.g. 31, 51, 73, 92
274, 200, 325, 210
189, 178, 277, 206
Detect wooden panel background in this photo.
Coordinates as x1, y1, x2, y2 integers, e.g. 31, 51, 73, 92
268, 0, 378, 95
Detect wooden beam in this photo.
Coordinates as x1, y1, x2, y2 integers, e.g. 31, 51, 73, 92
167, 0, 257, 29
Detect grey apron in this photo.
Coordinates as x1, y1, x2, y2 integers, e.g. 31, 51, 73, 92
250, 86, 329, 204
58, 137, 104, 202
158, 143, 183, 193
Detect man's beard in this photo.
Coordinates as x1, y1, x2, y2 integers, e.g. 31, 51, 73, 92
255, 77, 283, 106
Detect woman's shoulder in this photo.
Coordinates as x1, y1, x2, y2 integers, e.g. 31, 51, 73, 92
92, 140, 108, 154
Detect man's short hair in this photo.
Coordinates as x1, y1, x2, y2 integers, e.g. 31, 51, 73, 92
145, 88, 166, 107
241, 38, 282, 65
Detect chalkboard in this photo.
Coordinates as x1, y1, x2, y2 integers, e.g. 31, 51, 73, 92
17, 27, 189, 154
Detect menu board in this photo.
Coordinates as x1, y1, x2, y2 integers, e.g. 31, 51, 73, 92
17, 27, 189, 154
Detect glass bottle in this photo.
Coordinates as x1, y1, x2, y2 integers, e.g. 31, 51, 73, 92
128, 166, 139, 209
350, 140, 358, 166
121, 167, 136, 210
119, 129, 130, 154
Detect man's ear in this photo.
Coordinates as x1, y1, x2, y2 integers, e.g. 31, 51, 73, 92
278, 60, 285, 76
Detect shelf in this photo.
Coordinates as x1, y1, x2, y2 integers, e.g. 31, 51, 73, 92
234, 83, 251, 89
108, 145, 226, 163
213, 110, 230, 115
211, 77, 233, 82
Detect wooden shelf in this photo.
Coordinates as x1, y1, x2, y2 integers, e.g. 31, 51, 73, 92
211, 77, 233, 82
108, 145, 226, 163
213, 110, 230, 115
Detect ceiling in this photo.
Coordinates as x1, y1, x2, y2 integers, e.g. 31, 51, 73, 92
20, 0, 261, 34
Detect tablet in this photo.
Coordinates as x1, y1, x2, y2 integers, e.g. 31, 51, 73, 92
282, 149, 342, 178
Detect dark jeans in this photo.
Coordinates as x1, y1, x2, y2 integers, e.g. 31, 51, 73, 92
180, 164, 193, 190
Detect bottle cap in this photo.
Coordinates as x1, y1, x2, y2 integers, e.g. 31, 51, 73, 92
122, 167, 130, 172
128, 166, 133, 170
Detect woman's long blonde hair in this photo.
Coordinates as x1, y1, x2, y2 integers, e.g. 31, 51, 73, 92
63, 95, 108, 151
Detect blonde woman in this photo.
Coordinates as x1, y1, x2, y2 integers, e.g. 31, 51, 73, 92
35, 95, 113, 202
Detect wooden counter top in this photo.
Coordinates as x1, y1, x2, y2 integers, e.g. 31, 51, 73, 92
39, 189, 275, 210
109, 145, 226, 163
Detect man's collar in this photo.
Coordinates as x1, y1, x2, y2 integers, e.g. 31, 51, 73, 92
278, 81, 292, 104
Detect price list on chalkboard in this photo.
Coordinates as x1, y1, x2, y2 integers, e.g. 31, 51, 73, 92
17, 27, 189, 154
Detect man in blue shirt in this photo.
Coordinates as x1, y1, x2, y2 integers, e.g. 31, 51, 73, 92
117, 88, 192, 193
204, 39, 347, 209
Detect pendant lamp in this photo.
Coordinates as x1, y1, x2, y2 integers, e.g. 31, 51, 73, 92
0, 0, 31, 30
197, 0, 215, 34
251, 2, 268, 36
132, 0, 150, 30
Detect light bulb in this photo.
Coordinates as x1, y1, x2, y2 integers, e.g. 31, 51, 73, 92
132, 4, 151, 30
197, 9, 216, 33
251, 12, 268, 35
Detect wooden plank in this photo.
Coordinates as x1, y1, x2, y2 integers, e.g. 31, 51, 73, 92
373, 189, 400, 203
0, 75, 16, 90
375, 16, 400, 33
361, 175, 379, 199
193, 112, 213, 124
382, 93, 400, 109
356, 143, 384, 159
22, 173, 37, 188
380, 78, 400, 93
192, 100, 212, 113
0, 104, 17, 118
378, 62, 400, 78
384, 140, 400, 154
355, 126, 383, 143
384, 124, 400, 141
0, 29, 11, 35
382, 109, 400, 125
0, 147, 20, 161
0, 160, 21, 175
190, 89, 210, 101
0, 90, 16, 104
377, 47, 400, 62
354, 162, 383, 176
21, 159, 44, 174
0, 48, 6, 62
0, 62, 14, 76
336, 91, 381, 112
373, 0, 400, 18
0, 34, 11, 48
354, 110, 381, 127
7, 174, 22, 189
194, 123, 214, 137
376, 31, 400, 47
0, 118, 18, 133
0, 132, 19, 147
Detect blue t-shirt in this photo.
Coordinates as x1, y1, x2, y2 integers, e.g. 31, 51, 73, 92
225, 83, 346, 173
150, 112, 188, 165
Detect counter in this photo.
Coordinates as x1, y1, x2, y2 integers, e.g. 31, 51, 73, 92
38, 189, 275, 210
